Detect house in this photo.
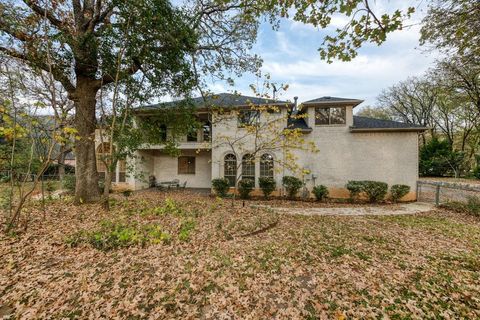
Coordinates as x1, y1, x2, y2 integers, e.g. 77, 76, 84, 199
103, 93, 427, 200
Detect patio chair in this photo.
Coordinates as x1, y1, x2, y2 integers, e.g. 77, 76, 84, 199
171, 179, 180, 188
178, 181, 187, 190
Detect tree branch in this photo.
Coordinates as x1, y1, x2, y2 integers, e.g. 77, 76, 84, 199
22, 0, 66, 30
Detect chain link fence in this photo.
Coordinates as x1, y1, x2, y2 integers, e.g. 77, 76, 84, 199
417, 180, 480, 205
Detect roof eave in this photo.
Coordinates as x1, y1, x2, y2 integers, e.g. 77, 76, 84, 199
302, 100, 364, 108
349, 127, 429, 133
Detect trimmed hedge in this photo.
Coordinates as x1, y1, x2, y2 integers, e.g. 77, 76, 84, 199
212, 178, 230, 197
282, 176, 303, 199
238, 179, 254, 199
390, 184, 410, 202
345, 180, 388, 203
312, 185, 329, 201
259, 177, 276, 199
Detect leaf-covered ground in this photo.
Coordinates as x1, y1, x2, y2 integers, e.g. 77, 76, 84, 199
1, 191, 479, 319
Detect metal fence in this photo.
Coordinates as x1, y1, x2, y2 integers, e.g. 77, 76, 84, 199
417, 180, 480, 205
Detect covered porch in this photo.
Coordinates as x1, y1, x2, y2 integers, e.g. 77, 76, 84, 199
129, 149, 212, 190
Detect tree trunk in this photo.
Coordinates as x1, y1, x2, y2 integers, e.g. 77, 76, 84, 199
102, 169, 113, 211
72, 77, 100, 203
57, 145, 66, 182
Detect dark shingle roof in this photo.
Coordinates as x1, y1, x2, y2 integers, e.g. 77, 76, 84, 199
351, 116, 427, 132
303, 96, 363, 106
287, 117, 312, 132
138, 93, 291, 111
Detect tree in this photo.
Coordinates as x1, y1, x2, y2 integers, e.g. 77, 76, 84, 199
419, 137, 465, 178
420, 0, 480, 57
0, 0, 416, 203
355, 105, 393, 120
376, 77, 438, 144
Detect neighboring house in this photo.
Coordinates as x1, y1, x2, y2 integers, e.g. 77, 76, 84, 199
107, 93, 427, 200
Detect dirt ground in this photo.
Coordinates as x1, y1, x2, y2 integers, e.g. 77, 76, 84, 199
1, 191, 479, 319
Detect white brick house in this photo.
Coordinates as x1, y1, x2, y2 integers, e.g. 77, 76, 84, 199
114, 93, 426, 200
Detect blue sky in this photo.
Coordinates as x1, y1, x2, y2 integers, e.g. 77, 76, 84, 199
207, 0, 437, 111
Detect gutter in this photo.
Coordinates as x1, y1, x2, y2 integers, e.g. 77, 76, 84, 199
349, 127, 429, 133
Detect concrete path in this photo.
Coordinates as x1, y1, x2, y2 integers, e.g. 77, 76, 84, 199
269, 202, 435, 216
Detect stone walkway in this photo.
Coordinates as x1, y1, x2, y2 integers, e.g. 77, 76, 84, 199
269, 202, 435, 216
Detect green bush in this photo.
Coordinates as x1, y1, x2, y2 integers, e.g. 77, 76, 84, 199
346, 181, 363, 200
441, 196, 480, 217
466, 196, 480, 216
238, 179, 255, 199
390, 184, 411, 202
312, 185, 329, 201
346, 180, 388, 203
258, 177, 276, 199
212, 178, 230, 197
362, 181, 388, 203
473, 166, 480, 179
419, 137, 465, 177
282, 176, 303, 199
62, 175, 76, 192
45, 180, 56, 193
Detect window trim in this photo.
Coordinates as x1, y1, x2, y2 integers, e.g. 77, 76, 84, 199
314, 106, 347, 126
178, 156, 196, 175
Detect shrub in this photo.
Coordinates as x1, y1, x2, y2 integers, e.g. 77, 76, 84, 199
45, 180, 56, 193
62, 175, 76, 192
123, 190, 132, 198
346, 180, 388, 203
419, 137, 465, 177
258, 177, 276, 199
466, 196, 480, 216
390, 184, 410, 202
312, 185, 329, 201
282, 176, 303, 199
212, 178, 230, 197
473, 166, 480, 179
346, 181, 363, 200
441, 196, 480, 217
362, 181, 388, 203
238, 179, 255, 199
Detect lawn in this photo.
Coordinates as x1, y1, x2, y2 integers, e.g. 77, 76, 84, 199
1, 191, 479, 319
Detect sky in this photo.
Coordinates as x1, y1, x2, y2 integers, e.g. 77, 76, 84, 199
206, 0, 438, 111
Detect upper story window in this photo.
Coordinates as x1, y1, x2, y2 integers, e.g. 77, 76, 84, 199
238, 110, 259, 127
315, 107, 346, 125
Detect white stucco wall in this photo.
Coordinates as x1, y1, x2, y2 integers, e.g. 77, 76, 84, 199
123, 104, 420, 199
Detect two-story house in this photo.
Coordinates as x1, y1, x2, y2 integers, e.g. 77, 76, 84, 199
111, 93, 426, 200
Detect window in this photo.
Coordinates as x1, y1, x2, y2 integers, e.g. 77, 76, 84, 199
260, 154, 274, 178
238, 110, 259, 127
178, 156, 195, 174
315, 107, 346, 125
202, 121, 211, 142
159, 124, 167, 142
187, 129, 198, 142
242, 154, 255, 181
118, 159, 126, 182
97, 142, 113, 181
224, 154, 237, 187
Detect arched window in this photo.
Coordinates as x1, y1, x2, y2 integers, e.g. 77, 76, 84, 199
260, 153, 274, 178
242, 154, 255, 182
224, 154, 237, 187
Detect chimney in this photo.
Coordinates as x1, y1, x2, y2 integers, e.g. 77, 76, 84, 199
293, 96, 298, 112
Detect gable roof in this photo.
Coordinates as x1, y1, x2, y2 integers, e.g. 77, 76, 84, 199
303, 96, 364, 107
351, 116, 428, 132
137, 93, 292, 112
